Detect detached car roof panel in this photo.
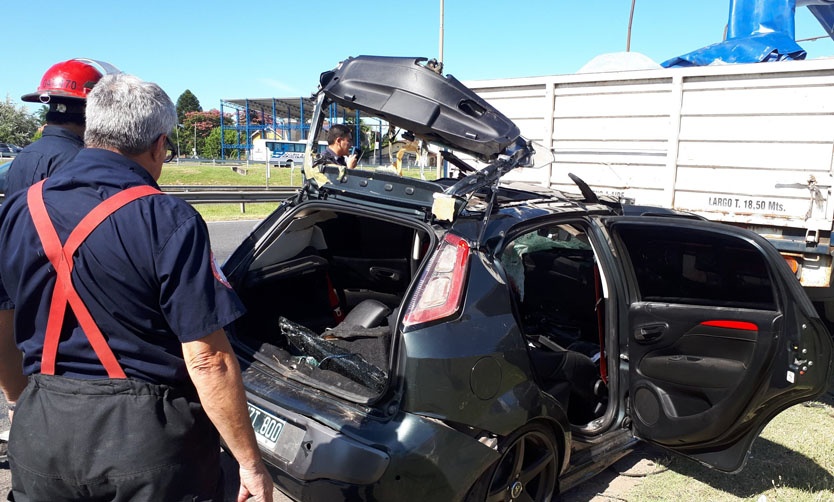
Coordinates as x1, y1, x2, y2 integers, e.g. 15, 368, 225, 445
319, 56, 521, 161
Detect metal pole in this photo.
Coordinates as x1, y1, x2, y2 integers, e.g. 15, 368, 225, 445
220, 102, 225, 160
193, 123, 197, 159
627, 0, 636, 51
439, 0, 445, 65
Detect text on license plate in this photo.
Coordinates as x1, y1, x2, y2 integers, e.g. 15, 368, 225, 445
248, 404, 285, 449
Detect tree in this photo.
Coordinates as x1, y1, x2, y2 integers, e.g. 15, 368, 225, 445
204, 127, 225, 159
0, 100, 41, 146
35, 105, 48, 125
176, 90, 202, 125
210, 127, 243, 160
180, 110, 231, 158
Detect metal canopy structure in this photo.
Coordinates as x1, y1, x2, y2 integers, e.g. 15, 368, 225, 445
219, 96, 360, 160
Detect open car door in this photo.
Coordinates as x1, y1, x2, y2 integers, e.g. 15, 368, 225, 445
607, 217, 833, 472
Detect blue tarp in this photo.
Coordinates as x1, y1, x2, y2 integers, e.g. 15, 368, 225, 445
662, 0, 807, 67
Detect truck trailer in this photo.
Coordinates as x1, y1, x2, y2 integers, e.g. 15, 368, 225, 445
465, 56, 834, 321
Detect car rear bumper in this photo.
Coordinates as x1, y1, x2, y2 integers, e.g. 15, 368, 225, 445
247, 392, 390, 485
242, 362, 500, 500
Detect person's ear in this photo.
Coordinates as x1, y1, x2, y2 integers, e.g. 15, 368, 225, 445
151, 134, 167, 164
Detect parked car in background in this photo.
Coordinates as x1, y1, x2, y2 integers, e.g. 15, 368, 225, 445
0, 144, 21, 158
222, 56, 834, 501
0, 161, 10, 196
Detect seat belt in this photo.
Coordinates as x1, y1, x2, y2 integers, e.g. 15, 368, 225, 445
27, 181, 161, 379
325, 273, 345, 324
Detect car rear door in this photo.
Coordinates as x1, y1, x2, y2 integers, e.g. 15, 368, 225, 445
605, 217, 832, 472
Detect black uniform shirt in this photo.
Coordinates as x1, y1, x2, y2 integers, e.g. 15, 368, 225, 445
0, 148, 245, 385
4, 125, 84, 197
317, 146, 346, 167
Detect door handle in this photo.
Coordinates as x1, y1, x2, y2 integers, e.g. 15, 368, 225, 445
370, 267, 400, 282
634, 323, 667, 342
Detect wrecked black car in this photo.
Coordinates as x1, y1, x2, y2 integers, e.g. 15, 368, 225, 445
222, 56, 834, 501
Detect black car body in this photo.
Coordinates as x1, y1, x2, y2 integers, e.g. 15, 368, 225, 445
223, 56, 834, 501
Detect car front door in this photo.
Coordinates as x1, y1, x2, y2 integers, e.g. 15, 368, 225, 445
605, 217, 832, 472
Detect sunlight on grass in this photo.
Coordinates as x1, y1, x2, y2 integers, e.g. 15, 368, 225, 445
160, 161, 440, 221
193, 203, 281, 221
628, 398, 834, 501
159, 161, 438, 187
159, 162, 304, 187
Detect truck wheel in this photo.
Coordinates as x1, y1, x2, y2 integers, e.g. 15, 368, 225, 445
465, 423, 559, 501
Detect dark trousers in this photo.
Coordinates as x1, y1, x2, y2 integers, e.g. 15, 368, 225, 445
8, 374, 223, 501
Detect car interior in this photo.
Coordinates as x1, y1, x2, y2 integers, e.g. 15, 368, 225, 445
501, 223, 610, 426
233, 209, 431, 399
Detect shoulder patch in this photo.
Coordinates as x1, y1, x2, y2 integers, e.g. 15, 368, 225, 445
210, 253, 232, 289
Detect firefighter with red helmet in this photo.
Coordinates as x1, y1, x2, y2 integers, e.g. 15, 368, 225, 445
5, 59, 118, 196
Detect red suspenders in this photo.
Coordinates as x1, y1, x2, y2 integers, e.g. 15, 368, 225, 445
26, 180, 161, 379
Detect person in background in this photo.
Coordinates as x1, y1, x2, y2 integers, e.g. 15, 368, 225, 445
0, 73, 272, 501
317, 123, 359, 169
4, 58, 118, 196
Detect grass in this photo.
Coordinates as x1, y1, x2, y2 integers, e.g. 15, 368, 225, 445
158, 161, 303, 187
158, 160, 438, 221
158, 162, 302, 220
627, 394, 834, 501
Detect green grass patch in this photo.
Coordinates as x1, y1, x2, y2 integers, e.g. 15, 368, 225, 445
629, 397, 834, 501
160, 162, 299, 220
159, 162, 304, 187
159, 161, 439, 221
192, 202, 282, 221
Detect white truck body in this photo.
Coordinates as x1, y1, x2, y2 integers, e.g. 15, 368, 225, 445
466, 57, 834, 299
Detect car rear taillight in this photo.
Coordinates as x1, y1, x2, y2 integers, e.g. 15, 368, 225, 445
402, 233, 470, 327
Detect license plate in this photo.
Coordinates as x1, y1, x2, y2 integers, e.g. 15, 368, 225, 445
248, 403, 285, 450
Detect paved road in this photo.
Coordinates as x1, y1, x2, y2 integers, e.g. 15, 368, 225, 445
208, 220, 262, 263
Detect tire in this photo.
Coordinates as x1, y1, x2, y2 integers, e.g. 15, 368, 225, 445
465, 423, 560, 502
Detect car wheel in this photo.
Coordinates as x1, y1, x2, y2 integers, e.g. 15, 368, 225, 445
286, 160, 293, 168
466, 423, 560, 502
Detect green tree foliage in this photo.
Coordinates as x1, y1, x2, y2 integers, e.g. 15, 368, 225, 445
175, 90, 202, 125
219, 127, 244, 159
35, 105, 48, 125
179, 110, 232, 158
204, 127, 224, 159
0, 100, 41, 146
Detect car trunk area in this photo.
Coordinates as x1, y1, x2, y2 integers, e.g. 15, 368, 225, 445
231, 206, 432, 401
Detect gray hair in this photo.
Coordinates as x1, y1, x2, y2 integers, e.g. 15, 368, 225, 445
85, 73, 177, 156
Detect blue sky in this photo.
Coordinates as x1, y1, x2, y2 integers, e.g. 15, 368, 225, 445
3, 1, 833, 113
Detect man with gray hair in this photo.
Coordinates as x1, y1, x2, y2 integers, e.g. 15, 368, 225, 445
0, 73, 272, 501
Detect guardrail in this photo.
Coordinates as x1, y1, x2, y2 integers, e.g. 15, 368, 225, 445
0, 185, 299, 205
160, 185, 298, 203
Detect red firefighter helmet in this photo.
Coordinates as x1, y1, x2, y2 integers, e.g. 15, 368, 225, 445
21, 58, 119, 104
